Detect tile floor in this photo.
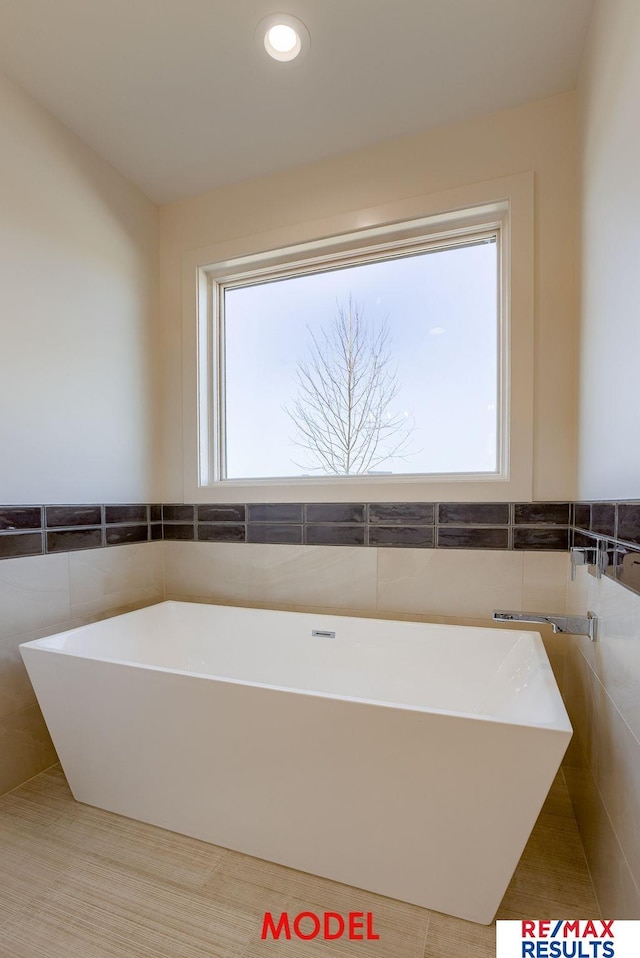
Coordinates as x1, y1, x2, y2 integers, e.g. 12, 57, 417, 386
0, 766, 598, 958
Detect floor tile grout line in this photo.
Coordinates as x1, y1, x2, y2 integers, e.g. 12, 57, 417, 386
0, 759, 61, 799
196, 846, 228, 892
0, 752, 595, 958
420, 911, 431, 958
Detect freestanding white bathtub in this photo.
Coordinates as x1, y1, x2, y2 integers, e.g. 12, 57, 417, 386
20, 601, 571, 924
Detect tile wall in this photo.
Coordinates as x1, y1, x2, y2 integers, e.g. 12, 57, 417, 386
571, 501, 640, 595
0, 530, 570, 799
563, 567, 640, 917
161, 500, 572, 549
2, 497, 640, 921
0, 543, 164, 795
0, 501, 572, 556
0, 506, 162, 559
162, 540, 571, 696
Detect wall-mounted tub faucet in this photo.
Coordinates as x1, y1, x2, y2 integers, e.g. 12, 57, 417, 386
493, 610, 598, 642
570, 543, 608, 581
570, 546, 597, 581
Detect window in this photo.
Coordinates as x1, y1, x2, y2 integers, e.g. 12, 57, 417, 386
220, 234, 499, 480
186, 175, 533, 501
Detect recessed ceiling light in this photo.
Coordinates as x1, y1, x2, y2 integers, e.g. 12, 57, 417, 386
267, 24, 299, 56
257, 14, 310, 62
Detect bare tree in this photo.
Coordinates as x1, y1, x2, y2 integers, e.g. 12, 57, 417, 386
286, 298, 414, 475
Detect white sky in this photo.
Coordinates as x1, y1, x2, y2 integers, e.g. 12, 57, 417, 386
224, 240, 498, 479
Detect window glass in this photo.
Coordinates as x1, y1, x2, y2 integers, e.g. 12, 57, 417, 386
222, 236, 498, 480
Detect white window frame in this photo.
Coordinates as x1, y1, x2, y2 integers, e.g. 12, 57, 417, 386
181, 173, 533, 503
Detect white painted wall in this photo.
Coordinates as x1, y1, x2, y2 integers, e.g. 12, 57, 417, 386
159, 93, 580, 503
0, 70, 159, 504
577, 0, 640, 499
565, 0, 640, 918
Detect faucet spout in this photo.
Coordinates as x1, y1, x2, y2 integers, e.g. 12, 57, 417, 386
493, 610, 597, 642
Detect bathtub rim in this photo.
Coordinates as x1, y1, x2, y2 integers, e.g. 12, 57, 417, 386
19, 601, 572, 734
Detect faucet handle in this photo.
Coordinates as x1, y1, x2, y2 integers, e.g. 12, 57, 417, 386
570, 547, 589, 581
570, 544, 605, 581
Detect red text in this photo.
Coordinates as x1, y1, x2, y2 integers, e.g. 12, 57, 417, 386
261, 911, 380, 941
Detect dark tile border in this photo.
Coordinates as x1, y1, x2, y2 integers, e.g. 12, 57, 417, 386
46, 505, 102, 528
438, 503, 509, 525
613, 542, 640, 593
572, 500, 640, 597
0, 507, 42, 531
248, 504, 303, 523
513, 528, 569, 551
198, 505, 245, 523
305, 524, 365, 546
437, 527, 509, 550
105, 505, 148, 524
306, 503, 365, 523
198, 522, 245, 543
369, 526, 434, 548
514, 502, 570, 525
46, 529, 103, 553
369, 503, 434, 525
0, 503, 163, 558
617, 503, 640, 545
163, 524, 195, 541
0, 532, 44, 559
0, 500, 571, 557
247, 524, 303, 544
105, 524, 149, 546
3, 500, 640, 605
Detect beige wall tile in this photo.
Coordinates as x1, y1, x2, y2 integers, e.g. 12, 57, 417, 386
0, 616, 115, 729
377, 548, 524, 618
420, 613, 561, 644
564, 765, 640, 919
247, 544, 378, 611
0, 553, 70, 642
568, 571, 640, 743
0, 633, 38, 720
69, 543, 163, 619
290, 606, 421, 621
0, 705, 57, 797
591, 679, 640, 891
1, 544, 165, 797
522, 551, 569, 614
545, 652, 566, 697
163, 541, 252, 602
566, 562, 591, 616
563, 568, 640, 919
563, 639, 595, 770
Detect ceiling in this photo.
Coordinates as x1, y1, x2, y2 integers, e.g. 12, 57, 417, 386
0, 0, 594, 204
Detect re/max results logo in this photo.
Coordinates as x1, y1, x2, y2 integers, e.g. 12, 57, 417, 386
497, 921, 640, 958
